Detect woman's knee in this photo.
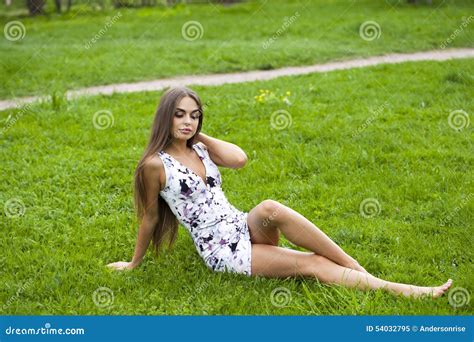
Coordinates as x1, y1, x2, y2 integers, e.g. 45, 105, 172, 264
258, 199, 283, 222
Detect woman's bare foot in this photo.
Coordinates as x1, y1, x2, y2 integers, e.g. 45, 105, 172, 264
402, 279, 453, 299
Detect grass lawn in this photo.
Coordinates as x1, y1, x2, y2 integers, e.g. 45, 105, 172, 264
0, 0, 473, 99
1, 57, 472, 315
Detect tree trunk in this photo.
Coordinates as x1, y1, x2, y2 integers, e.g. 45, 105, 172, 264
26, 0, 46, 15
55, 0, 61, 13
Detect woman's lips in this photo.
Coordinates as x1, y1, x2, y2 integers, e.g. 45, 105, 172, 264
180, 129, 192, 134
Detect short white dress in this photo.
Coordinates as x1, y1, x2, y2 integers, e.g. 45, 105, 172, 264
157, 142, 252, 276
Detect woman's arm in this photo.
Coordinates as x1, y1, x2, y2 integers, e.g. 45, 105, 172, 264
196, 132, 247, 168
107, 158, 162, 271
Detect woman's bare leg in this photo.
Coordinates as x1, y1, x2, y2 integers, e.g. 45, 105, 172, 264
251, 244, 453, 298
247, 200, 367, 273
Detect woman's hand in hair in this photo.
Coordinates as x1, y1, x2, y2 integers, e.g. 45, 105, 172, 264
106, 261, 137, 271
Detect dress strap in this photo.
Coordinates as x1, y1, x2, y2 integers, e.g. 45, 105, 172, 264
193, 142, 207, 159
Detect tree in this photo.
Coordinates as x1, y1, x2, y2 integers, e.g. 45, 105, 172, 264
26, 0, 46, 15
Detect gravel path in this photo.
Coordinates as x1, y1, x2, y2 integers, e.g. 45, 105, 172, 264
1, 48, 473, 112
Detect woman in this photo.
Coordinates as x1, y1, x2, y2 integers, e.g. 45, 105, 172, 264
107, 86, 452, 299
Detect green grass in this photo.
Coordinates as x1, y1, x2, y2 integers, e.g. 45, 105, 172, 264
1, 58, 472, 315
1, 0, 473, 99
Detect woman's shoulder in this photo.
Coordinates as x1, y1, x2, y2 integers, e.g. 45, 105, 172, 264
143, 155, 166, 190
143, 154, 164, 168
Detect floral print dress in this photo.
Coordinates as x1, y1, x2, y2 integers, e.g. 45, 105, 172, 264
157, 142, 252, 276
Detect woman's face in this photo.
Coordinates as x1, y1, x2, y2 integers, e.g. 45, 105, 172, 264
171, 96, 201, 142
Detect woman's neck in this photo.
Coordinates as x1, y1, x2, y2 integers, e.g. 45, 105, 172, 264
167, 140, 190, 155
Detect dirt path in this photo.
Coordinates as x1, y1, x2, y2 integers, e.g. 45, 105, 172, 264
1, 48, 473, 112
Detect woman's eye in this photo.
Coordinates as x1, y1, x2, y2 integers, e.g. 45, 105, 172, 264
175, 112, 201, 119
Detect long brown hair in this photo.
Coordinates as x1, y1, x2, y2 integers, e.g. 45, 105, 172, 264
134, 86, 204, 255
